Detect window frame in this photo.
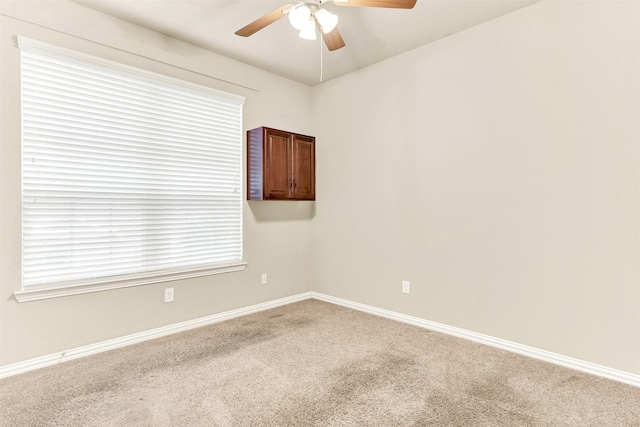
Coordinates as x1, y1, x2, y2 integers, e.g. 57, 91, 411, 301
15, 36, 246, 302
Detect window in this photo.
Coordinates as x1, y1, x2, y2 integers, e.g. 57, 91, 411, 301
17, 37, 245, 302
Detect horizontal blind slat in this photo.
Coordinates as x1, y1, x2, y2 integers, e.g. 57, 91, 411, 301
21, 40, 243, 288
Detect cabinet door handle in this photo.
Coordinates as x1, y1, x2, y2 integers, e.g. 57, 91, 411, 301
289, 178, 293, 189
293, 180, 297, 189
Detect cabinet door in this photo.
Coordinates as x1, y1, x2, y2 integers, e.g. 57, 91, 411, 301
292, 134, 315, 200
264, 128, 293, 199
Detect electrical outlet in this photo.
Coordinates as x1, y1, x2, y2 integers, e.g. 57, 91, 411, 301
164, 287, 174, 302
402, 280, 410, 294
261, 273, 268, 285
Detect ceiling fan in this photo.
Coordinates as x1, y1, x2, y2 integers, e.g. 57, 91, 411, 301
235, 0, 417, 52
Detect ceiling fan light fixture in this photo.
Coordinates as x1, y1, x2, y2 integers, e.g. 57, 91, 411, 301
288, 5, 311, 30
298, 18, 317, 40
315, 8, 338, 34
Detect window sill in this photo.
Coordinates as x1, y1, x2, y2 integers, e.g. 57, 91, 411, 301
14, 261, 248, 302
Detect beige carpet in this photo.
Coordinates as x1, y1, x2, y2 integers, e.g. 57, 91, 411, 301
1, 299, 639, 426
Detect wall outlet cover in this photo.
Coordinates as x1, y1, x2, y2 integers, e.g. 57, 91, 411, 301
402, 280, 410, 294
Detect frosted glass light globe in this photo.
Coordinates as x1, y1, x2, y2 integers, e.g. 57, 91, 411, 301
289, 5, 311, 30
315, 9, 338, 34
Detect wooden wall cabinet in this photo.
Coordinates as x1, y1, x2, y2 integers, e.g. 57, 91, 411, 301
247, 126, 315, 201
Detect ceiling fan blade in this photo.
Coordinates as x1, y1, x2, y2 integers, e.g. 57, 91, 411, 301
334, 0, 416, 8
322, 26, 346, 51
235, 3, 294, 37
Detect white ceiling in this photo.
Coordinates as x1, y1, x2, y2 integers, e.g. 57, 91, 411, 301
72, 0, 540, 86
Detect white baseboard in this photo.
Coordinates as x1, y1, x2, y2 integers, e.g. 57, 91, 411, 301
0, 292, 313, 379
311, 292, 640, 388
3, 290, 638, 388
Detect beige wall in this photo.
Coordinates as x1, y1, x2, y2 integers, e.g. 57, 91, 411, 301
0, 0, 314, 365
311, 0, 640, 375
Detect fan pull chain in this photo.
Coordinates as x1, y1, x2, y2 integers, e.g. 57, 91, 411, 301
319, 33, 323, 83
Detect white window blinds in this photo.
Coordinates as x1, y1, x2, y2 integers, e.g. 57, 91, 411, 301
19, 37, 244, 292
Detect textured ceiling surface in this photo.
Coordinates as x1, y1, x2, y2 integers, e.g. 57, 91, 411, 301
73, 0, 539, 86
